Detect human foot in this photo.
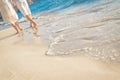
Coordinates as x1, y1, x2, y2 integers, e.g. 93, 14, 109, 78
31, 22, 38, 31
19, 27, 24, 31
15, 31, 19, 34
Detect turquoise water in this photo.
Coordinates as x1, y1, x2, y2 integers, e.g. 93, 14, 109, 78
1, 0, 97, 20
18, 0, 97, 18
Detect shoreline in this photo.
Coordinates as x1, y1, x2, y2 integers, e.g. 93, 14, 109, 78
0, 18, 120, 80
0, 0, 120, 79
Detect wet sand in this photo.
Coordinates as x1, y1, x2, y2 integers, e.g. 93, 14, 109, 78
0, 28, 120, 80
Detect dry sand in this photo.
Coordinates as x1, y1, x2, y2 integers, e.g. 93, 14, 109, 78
0, 28, 120, 80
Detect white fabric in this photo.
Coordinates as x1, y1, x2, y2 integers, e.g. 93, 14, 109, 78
14, 0, 31, 16
0, 0, 18, 23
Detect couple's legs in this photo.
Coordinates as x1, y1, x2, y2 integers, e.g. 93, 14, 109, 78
15, 1, 38, 34
11, 15, 38, 35
11, 21, 23, 34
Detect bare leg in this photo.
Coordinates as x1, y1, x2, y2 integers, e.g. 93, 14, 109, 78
26, 15, 38, 31
15, 21, 23, 31
11, 23, 19, 34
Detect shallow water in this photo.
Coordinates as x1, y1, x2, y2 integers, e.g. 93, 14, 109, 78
43, 0, 120, 63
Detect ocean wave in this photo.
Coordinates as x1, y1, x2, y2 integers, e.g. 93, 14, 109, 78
1, 0, 96, 23
45, 0, 120, 63
18, 0, 97, 18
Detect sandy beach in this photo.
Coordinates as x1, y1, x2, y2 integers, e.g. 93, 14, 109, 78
0, 0, 120, 80
0, 27, 120, 80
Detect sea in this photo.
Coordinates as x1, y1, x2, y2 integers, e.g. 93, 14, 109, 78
0, 0, 120, 63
